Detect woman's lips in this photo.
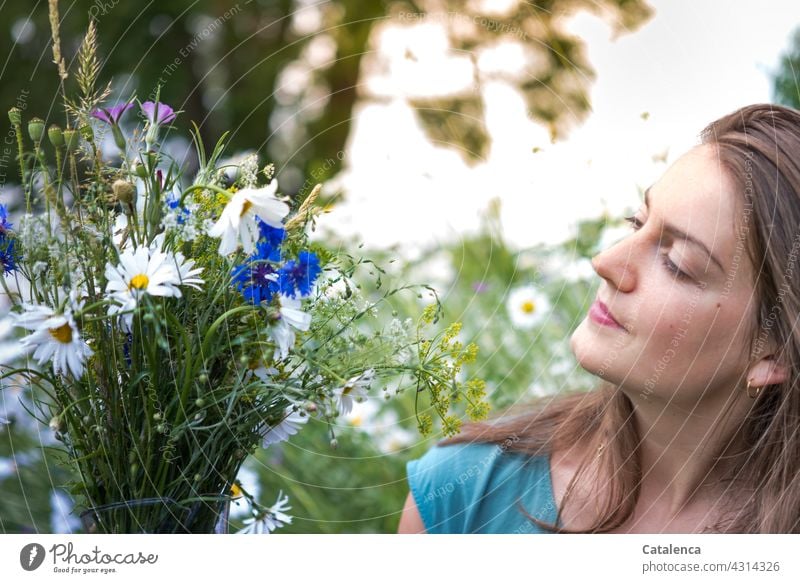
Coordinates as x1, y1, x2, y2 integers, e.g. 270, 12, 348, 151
589, 300, 626, 331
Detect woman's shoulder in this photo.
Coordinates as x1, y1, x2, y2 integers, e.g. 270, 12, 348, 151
405, 440, 558, 534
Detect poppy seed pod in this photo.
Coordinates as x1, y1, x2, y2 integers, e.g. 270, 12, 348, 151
28, 117, 45, 143
133, 161, 148, 178
7, 107, 21, 126
112, 179, 136, 204
63, 128, 80, 153
48, 125, 64, 149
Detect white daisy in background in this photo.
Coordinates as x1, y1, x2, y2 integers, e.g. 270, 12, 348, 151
236, 490, 292, 534
541, 251, 596, 283
0, 457, 15, 478
208, 182, 290, 256
594, 221, 633, 254
12, 300, 93, 379
332, 369, 375, 416
506, 284, 551, 329
269, 295, 312, 361
528, 382, 554, 398
0, 316, 25, 365
260, 405, 309, 447
50, 489, 81, 534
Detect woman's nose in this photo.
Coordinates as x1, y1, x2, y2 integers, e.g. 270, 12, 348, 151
591, 242, 637, 293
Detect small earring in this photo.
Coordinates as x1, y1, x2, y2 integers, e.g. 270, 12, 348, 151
747, 379, 761, 399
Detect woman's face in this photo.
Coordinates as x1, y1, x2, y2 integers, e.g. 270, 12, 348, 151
570, 144, 758, 408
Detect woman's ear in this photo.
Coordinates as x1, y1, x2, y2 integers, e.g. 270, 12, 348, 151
746, 353, 789, 388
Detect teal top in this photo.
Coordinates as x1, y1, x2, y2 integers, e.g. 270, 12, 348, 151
406, 442, 560, 534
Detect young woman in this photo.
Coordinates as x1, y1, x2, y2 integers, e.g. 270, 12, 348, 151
398, 103, 800, 534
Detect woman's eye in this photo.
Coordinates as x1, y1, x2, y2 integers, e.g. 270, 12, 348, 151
621, 215, 693, 282
623, 215, 643, 230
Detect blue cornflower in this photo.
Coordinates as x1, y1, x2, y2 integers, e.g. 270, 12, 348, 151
231, 241, 282, 305
257, 219, 285, 261
0, 236, 17, 274
0, 204, 12, 234
278, 250, 321, 298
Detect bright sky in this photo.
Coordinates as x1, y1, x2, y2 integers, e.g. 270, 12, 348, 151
317, 0, 800, 254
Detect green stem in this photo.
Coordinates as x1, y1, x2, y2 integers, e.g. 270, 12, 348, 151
12, 123, 28, 213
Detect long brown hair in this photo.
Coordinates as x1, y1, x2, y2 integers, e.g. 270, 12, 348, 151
439, 104, 800, 533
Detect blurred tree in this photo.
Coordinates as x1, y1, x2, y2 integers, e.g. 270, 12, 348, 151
0, 0, 651, 197
774, 26, 800, 108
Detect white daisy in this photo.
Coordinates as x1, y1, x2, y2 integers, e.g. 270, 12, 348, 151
104, 245, 190, 332
229, 463, 262, 520
208, 182, 290, 256
170, 251, 204, 290
12, 301, 93, 379
332, 369, 375, 416
236, 490, 292, 534
506, 285, 551, 329
269, 295, 312, 361
260, 405, 309, 447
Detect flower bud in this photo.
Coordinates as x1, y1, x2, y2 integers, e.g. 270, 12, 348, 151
48, 124, 64, 149
8, 107, 21, 126
112, 179, 136, 204
111, 124, 126, 151
303, 401, 317, 413
49, 415, 64, 433
133, 161, 147, 178
329, 438, 338, 449
194, 473, 202, 482
28, 117, 45, 143
63, 128, 80, 153
79, 124, 94, 141
152, 412, 162, 421
194, 398, 206, 408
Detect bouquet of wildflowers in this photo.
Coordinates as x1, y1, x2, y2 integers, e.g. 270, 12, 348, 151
0, 16, 490, 533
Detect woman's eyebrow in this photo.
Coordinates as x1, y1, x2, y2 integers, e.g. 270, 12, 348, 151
644, 186, 724, 273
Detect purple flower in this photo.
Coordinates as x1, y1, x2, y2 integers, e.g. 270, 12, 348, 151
91, 102, 133, 125
141, 101, 176, 125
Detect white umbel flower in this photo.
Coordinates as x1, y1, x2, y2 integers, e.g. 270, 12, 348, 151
236, 490, 292, 534
12, 300, 93, 379
506, 284, 551, 329
208, 182, 290, 256
269, 295, 312, 361
332, 369, 375, 416
260, 405, 309, 447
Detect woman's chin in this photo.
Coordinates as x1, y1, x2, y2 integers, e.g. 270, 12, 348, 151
569, 317, 622, 380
